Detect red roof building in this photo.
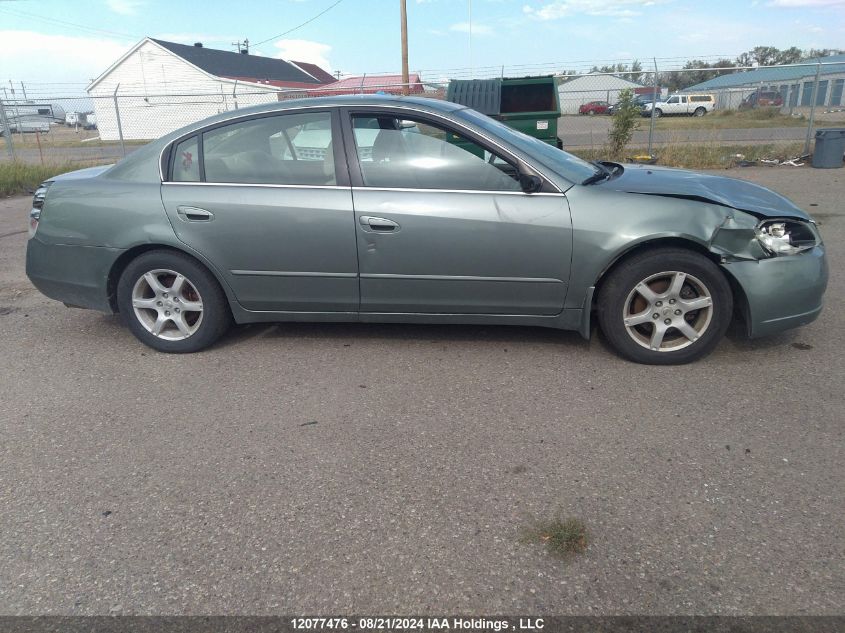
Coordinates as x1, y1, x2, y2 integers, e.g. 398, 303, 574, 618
303, 73, 425, 97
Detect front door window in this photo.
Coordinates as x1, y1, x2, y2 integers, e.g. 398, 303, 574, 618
350, 114, 522, 192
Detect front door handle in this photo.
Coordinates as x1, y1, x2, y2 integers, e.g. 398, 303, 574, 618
177, 206, 214, 222
359, 216, 399, 232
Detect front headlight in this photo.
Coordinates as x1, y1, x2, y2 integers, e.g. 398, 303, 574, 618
755, 219, 818, 256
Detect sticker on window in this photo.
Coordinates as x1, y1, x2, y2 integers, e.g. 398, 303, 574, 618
536, 120, 549, 130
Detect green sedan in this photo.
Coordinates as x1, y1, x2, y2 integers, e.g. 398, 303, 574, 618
26, 96, 827, 364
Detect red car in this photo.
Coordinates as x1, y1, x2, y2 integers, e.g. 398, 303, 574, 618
579, 100, 610, 115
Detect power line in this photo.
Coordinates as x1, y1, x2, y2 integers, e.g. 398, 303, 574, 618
0, 6, 141, 40
253, 0, 345, 47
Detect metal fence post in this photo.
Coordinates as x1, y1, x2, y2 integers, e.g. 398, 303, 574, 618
232, 80, 239, 110
647, 58, 658, 156
0, 98, 16, 160
803, 62, 822, 156
113, 84, 126, 157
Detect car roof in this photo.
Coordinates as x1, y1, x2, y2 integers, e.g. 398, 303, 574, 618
216, 94, 463, 119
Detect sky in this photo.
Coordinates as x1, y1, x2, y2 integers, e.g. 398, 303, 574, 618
0, 0, 844, 92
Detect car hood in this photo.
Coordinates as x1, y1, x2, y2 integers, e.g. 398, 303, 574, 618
599, 164, 811, 221
49, 164, 113, 182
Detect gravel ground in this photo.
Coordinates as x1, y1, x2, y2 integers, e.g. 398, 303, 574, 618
0, 166, 842, 615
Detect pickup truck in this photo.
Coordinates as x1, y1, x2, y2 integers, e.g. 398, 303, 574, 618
643, 94, 715, 117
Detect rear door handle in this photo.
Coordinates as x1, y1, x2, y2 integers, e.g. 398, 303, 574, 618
177, 206, 214, 222
359, 216, 399, 232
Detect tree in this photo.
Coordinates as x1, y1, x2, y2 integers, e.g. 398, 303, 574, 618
751, 46, 781, 66
630, 59, 643, 85
734, 45, 845, 68
607, 89, 641, 159
662, 59, 736, 91
776, 47, 803, 64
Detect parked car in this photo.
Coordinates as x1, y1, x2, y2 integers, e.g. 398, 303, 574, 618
25, 96, 827, 364
643, 94, 715, 117
579, 101, 610, 115
608, 94, 660, 115
65, 112, 98, 130
739, 91, 784, 109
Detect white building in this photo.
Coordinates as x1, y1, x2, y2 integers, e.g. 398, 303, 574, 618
87, 38, 334, 140
558, 74, 647, 114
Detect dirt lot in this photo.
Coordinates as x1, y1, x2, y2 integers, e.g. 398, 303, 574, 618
0, 167, 842, 615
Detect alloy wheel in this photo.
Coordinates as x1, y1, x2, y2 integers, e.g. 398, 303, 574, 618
622, 271, 714, 352
131, 269, 204, 341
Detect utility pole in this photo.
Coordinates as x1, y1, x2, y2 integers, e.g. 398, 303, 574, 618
232, 38, 250, 54
400, 0, 409, 95
469, 0, 473, 79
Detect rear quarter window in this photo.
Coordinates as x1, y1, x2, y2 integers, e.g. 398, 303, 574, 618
172, 136, 200, 182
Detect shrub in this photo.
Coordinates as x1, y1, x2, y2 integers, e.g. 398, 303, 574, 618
607, 89, 642, 159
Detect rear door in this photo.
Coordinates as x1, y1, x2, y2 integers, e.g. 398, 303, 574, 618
160, 108, 358, 313
341, 108, 572, 316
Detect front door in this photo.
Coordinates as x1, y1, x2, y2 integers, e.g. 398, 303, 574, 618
343, 110, 572, 316
160, 109, 358, 313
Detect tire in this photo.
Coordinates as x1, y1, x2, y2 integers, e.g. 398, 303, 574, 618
653, 108, 663, 118
693, 107, 706, 117
117, 250, 231, 353
588, 110, 595, 116
597, 248, 733, 365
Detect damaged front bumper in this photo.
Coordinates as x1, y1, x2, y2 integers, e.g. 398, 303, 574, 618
709, 211, 828, 338
721, 245, 828, 338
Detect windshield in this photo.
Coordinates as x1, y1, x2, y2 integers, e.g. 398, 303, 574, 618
455, 107, 598, 185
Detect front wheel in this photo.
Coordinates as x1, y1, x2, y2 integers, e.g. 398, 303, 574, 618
597, 249, 733, 364
653, 108, 663, 118
117, 250, 231, 353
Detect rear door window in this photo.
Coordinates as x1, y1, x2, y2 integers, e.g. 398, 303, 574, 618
199, 111, 336, 185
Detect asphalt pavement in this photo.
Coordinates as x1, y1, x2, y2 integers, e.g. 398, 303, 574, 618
0, 167, 842, 615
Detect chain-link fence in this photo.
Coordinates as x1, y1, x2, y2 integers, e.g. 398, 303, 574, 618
2, 60, 844, 167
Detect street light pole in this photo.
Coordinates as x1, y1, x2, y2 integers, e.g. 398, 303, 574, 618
400, 0, 409, 95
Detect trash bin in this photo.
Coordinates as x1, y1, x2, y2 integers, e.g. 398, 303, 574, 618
812, 128, 845, 169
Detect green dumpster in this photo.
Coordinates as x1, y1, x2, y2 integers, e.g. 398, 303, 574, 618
446, 76, 562, 150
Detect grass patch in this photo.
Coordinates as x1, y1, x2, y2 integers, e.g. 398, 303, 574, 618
521, 517, 589, 558
571, 142, 806, 170
0, 160, 112, 197
652, 109, 845, 130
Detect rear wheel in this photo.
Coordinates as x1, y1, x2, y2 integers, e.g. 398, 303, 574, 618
117, 250, 231, 353
597, 249, 733, 364
693, 107, 706, 117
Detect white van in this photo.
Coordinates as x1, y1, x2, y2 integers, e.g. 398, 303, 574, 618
643, 94, 715, 117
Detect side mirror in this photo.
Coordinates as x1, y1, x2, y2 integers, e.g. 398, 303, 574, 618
519, 173, 543, 194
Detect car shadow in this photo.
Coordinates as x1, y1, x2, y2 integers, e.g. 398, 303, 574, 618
213, 320, 592, 351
